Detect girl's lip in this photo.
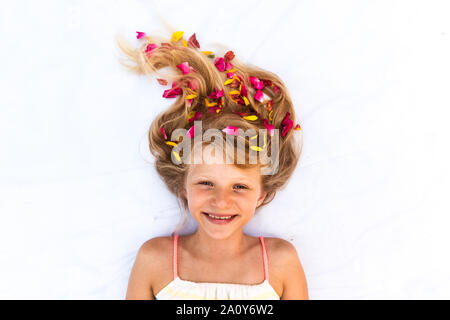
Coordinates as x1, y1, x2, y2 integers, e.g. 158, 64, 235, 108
202, 212, 238, 225
202, 212, 238, 217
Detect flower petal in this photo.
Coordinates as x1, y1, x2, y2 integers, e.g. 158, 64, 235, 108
202, 51, 213, 55
186, 125, 195, 139
225, 62, 233, 71
243, 115, 258, 121
294, 124, 302, 131
166, 141, 177, 147
224, 51, 235, 62
172, 151, 181, 162
254, 90, 264, 102
145, 43, 158, 54
163, 87, 182, 98
171, 31, 184, 42
136, 31, 146, 39
263, 119, 274, 136
214, 57, 225, 72
222, 126, 239, 135
182, 40, 187, 48
281, 112, 293, 137
188, 33, 200, 48
157, 78, 168, 86
160, 127, 168, 140
176, 62, 190, 75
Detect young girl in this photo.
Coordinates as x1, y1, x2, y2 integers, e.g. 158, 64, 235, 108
117, 29, 308, 300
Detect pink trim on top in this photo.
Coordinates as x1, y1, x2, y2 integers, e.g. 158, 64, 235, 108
259, 236, 270, 281
173, 234, 179, 279
172, 234, 270, 282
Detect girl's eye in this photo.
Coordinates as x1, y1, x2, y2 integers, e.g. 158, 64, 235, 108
198, 182, 247, 190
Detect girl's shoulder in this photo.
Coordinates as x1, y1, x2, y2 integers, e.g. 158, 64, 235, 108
261, 237, 303, 272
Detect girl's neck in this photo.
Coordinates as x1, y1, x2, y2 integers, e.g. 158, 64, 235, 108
186, 230, 249, 263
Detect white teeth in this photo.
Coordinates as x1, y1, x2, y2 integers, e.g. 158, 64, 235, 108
207, 213, 234, 220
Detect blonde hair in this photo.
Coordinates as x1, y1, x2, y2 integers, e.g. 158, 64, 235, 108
116, 30, 303, 233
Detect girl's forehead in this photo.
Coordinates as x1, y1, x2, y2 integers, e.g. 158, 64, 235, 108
187, 163, 260, 180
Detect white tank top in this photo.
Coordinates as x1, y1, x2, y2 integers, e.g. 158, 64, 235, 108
155, 234, 280, 300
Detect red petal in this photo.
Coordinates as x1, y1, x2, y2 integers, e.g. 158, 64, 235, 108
188, 33, 200, 48
262, 79, 272, 87
273, 85, 280, 94
240, 83, 248, 97
224, 51, 235, 62
281, 112, 293, 137
157, 78, 168, 86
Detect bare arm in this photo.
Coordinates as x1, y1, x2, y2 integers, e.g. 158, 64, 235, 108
279, 241, 309, 300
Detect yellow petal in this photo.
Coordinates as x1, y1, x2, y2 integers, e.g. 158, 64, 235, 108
224, 78, 234, 86
185, 94, 197, 100
187, 111, 196, 118
243, 96, 250, 106
171, 31, 184, 42
269, 110, 273, 121
201, 51, 213, 55
228, 90, 241, 95
182, 40, 187, 47
250, 146, 262, 152
250, 135, 258, 140
227, 69, 237, 73
173, 151, 181, 162
243, 115, 258, 121
204, 98, 217, 107
166, 141, 177, 147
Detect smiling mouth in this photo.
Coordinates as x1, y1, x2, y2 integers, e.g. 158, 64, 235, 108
202, 212, 238, 220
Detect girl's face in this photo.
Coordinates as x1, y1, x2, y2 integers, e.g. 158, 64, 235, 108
183, 160, 267, 239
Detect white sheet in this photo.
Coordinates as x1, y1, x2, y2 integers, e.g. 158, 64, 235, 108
1, 0, 450, 299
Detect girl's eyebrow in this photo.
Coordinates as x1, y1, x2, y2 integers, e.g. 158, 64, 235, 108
193, 175, 253, 184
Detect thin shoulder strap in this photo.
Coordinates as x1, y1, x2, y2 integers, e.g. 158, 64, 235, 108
259, 236, 270, 281
173, 234, 179, 279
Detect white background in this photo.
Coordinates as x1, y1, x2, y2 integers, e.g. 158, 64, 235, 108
1, 0, 449, 299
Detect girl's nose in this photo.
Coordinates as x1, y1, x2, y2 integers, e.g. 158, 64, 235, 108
211, 189, 233, 209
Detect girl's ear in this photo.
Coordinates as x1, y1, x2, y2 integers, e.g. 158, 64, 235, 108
257, 191, 268, 208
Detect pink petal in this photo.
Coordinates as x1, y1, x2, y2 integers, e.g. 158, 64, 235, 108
186, 125, 195, 139
160, 127, 168, 139
145, 43, 158, 53
254, 90, 264, 102
188, 112, 202, 123
163, 87, 182, 98
263, 119, 274, 136
281, 112, 293, 137
225, 62, 233, 71
227, 72, 235, 79
214, 57, 225, 72
136, 31, 146, 39
222, 126, 239, 135
188, 80, 199, 91
176, 62, 190, 75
